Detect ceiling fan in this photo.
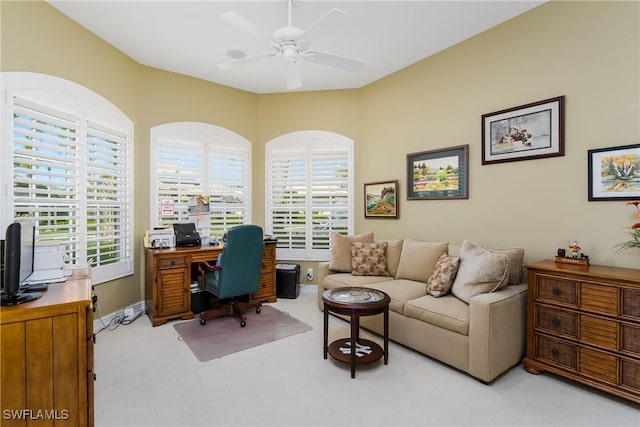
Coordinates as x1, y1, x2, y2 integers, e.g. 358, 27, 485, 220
218, 0, 365, 90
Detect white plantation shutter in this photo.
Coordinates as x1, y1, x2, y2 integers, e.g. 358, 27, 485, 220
266, 131, 353, 260
150, 122, 251, 235
1, 72, 134, 284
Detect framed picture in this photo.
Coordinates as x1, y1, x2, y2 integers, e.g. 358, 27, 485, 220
588, 143, 640, 201
407, 145, 469, 200
482, 96, 565, 165
364, 180, 399, 218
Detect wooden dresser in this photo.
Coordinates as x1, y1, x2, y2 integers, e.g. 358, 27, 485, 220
0, 268, 94, 426
145, 241, 276, 326
523, 260, 640, 403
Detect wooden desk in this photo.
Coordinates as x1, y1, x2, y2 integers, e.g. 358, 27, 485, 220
0, 267, 94, 427
145, 241, 276, 327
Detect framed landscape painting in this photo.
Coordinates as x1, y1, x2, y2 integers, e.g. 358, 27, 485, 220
482, 96, 565, 165
407, 145, 469, 200
365, 180, 398, 218
588, 143, 640, 201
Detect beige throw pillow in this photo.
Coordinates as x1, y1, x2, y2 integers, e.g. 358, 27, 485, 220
329, 232, 374, 272
451, 239, 509, 303
351, 242, 390, 276
426, 254, 460, 297
396, 239, 448, 282
448, 242, 524, 285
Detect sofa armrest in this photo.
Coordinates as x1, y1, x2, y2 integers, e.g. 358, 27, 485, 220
317, 262, 332, 311
468, 283, 528, 382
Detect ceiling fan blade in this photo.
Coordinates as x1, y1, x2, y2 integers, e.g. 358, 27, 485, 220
220, 12, 276, 43
286, 63, 302, 90
301, 8, 350, 38
303, 50, 365, 72
218, 52, 277, 70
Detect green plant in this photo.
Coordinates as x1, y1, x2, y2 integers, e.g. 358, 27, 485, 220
614, 200, 640, 253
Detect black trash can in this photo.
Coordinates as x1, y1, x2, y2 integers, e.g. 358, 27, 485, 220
191, 288, 211, 314
276, 263, 300, 299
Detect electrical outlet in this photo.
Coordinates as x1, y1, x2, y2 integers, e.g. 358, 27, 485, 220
124, 306, 135, 319
306, 267, 313, 281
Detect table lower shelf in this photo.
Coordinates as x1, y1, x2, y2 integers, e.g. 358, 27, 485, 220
327, 338, 383, 365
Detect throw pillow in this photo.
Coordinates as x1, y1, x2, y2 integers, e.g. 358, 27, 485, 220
451, 239, 509, 303
426, 254, 460, 297
396, 239, 448, 282
447, 242, 524, 286
329, 232, 374, 272
351, 242, 390, 276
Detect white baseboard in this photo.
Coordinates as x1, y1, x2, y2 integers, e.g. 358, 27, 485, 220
93, 300, 145, 331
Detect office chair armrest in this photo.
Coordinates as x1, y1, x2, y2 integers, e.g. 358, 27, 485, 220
198, 261, 222, 274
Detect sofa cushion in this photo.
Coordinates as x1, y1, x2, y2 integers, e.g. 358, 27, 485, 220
351, 242, 390, 276
361, 279, 428, 314
405, 294, 470, 336
375, 238, 403, 278
323, 273, 392, 290
426, 254, 460, 297
329, 232, 374, 272
451, 240, 509, 303
396, 240, 448, 282
448, 242, 524, 285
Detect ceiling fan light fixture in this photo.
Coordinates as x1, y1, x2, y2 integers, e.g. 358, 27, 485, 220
225, 49, 246, 59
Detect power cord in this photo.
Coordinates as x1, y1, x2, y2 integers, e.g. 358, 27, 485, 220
94, 301, 144, 335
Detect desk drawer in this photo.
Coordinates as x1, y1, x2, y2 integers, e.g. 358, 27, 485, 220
157, 256, 187, 270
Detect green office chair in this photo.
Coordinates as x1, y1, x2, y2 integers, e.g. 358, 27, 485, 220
197, 225, 264, 327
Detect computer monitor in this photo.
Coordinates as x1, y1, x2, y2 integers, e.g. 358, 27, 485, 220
1, 220, 41, 306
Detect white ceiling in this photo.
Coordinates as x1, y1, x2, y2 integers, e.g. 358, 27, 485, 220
48, 1, 546, 94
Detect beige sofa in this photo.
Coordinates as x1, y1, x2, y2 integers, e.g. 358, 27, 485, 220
316, 234, 528, 383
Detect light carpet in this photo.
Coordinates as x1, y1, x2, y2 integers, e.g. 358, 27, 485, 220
173, 305, 313, 362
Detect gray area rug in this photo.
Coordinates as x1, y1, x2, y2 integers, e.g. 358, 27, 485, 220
173, 305, 313, 362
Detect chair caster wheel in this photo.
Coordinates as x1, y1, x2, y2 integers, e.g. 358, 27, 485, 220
240, 320, 246, 327
200, 318, 206, 325
256, 307, 261, 314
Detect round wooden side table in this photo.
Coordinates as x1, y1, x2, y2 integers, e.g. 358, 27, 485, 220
322, 287, 390, 378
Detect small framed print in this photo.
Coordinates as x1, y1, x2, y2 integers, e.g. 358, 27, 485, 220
588, 143, 640, 201
364, 180, 398, 218
407, 145, 469, 200
482, 96, 565, 165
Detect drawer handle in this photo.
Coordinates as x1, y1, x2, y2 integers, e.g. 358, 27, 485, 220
552, 287, 560, 295
551, 348, 559, 357
551, 318, 560, 327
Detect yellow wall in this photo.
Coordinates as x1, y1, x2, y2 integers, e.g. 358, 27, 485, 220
2, 1, 639, 315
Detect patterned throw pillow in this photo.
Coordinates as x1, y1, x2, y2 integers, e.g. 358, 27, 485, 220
351, 242, 390, 276
426, 254, 460, 297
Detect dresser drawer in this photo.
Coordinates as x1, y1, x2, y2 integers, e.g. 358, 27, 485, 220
157, 256, 187, 269
535, 276, 577, 306
622, 288, 640, 320
535, 304, 578, 338
535, 335, 577, 370
581, 283, 618, 316
621, 358, 640, 393
579, 347, 617, 385
580, 314, 618, 350
621, 323, 640, 356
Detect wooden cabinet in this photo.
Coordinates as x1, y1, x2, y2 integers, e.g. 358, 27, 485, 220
523, 260, 640, 404
0, 268, 94, 426
145, 241, 277, 327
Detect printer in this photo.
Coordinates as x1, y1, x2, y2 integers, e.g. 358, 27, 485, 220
173, 223, 201, 247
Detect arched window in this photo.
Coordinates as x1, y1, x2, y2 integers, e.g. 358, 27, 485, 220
150, 122, 252, 238
265, 131, 354, 261
1, 72, 134, 284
